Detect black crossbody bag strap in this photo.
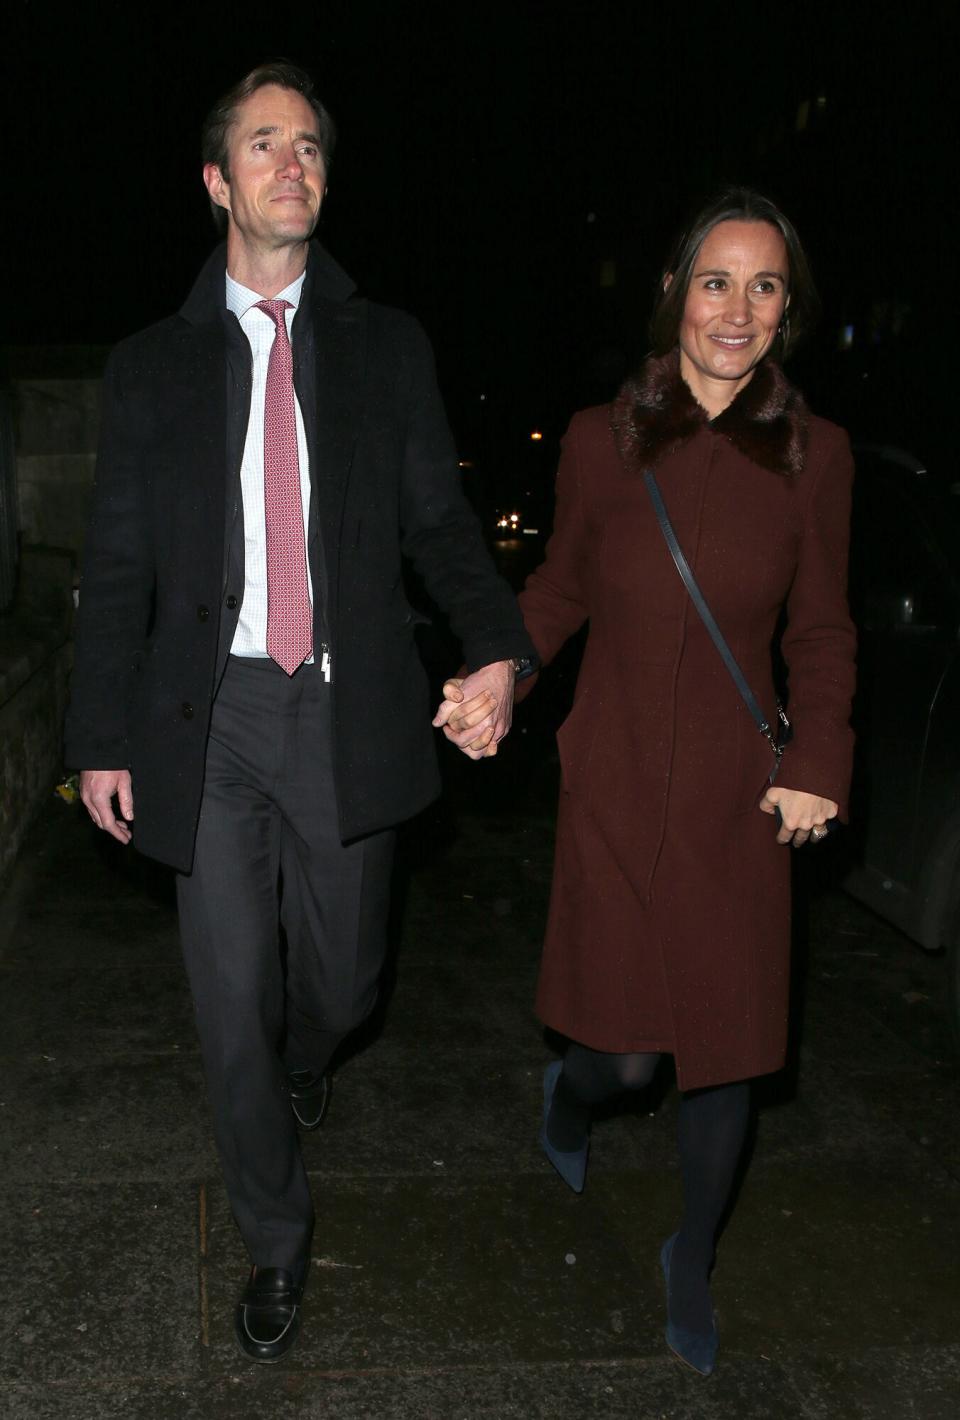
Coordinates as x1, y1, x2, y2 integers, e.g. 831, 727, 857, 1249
643, 469, 786, 762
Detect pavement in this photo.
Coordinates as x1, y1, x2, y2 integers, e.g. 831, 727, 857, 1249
1, 737, 958, 1419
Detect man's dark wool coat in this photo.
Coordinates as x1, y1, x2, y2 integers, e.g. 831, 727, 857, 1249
518, 351, 856, 1090
65, 242, 533, 871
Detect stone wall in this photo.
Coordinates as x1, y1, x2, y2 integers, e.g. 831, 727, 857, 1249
15, 378, 102, 558
0, 544, 75, 887
0, 635, 73, 886
0, 373, 99, 890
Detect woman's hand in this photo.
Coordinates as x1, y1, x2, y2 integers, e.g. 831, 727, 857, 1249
432, 678, 496, 758
432, 662, 516, 759
759, 786, 838, 846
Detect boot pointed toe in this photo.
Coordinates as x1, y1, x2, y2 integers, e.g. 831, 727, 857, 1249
540, 1059, 589, 1193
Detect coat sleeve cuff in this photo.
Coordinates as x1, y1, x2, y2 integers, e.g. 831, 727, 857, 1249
462, 631, 538, 676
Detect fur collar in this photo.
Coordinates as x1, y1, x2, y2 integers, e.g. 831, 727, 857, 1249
611, 349, 809, 477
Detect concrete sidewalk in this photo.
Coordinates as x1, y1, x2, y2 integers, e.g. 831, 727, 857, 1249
1, 780, 958, 1418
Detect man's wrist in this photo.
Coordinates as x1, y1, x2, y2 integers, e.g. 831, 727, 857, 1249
509, 654, 537, 681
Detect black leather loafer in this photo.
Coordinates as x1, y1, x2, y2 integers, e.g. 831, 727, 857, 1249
288, 1069, 331, 1131
234, 1266, 304, 1364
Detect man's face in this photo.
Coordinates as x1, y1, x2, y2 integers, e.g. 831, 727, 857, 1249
204, 84, 326, 250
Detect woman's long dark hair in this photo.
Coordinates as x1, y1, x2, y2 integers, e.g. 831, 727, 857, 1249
650, 187, 820, 362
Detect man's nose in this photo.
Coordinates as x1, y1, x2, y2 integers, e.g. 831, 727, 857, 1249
276, 146, 304, 179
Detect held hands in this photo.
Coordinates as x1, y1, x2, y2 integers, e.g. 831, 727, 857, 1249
432, 660, 516, 760
759, 786, 838, 847
79, 769, 134, 845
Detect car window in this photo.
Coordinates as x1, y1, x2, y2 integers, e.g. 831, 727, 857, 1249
850, 454, 960, 633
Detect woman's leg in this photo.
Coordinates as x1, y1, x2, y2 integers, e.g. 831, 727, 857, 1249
670, 1080, 751, 1334
546, 1042, 660, 1150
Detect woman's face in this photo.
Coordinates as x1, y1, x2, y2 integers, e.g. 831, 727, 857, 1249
676, 219, 789, 410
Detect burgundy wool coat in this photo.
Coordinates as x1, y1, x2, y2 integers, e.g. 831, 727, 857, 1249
518, 351, 856, 1089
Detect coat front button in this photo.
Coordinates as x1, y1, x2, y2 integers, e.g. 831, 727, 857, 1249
196, 604, 210, 622
182, 702, 194, 720
225, 594, 238, 610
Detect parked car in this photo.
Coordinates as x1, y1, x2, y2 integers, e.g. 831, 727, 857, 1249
844, 443, 960, 1045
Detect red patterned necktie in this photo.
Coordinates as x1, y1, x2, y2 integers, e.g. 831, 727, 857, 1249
255, 299, 313, 676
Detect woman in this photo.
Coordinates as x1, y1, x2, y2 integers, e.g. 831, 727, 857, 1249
437, 188, 855, 1375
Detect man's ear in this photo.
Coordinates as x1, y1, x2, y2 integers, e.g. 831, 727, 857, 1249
203, 163, 230, 212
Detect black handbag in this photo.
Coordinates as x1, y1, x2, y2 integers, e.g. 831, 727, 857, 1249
643, 469, 790, 781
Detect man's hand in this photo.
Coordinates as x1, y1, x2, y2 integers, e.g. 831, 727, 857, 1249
432, 660, 516, 760
79, 769, 134, 845
759, 786, 838, 847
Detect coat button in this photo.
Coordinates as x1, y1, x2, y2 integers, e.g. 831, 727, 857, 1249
225, 594, 238, 610
196, 604, 210, 622
181, 702, 194, 720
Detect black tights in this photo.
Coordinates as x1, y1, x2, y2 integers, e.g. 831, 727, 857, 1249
549, 1043, 660, 1149
547, 1045, 750, 1334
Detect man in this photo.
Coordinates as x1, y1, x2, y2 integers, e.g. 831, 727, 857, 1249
65, 62, 535, 1364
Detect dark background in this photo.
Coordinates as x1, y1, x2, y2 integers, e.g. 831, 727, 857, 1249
4, 0, 954, 523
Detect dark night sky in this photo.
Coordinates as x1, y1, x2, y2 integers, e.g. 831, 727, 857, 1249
5, 0, 955, 495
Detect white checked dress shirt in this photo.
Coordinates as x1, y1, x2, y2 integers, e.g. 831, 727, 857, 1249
225, 271, 315, 661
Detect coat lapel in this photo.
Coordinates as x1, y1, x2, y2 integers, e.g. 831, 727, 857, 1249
312, 297, 367, 606
165, 319, 230, 577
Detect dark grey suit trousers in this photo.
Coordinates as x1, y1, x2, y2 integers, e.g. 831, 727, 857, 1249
176, 655, 395, 1270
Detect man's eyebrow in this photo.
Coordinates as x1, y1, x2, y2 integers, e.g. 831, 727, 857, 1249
249, 124, 321, 145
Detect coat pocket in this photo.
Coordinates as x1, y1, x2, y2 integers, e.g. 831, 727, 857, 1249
556, 697, 599, 796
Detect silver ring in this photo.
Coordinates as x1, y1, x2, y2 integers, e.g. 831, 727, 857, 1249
810, 826, 827, 842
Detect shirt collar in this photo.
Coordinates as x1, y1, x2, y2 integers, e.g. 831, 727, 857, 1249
224, 268, 307, 320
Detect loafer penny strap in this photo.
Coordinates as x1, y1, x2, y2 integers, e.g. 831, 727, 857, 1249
242, 1267, 302, 1308
288, 1072, 328, 1101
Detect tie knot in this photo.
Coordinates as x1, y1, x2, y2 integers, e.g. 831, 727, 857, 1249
254, 298, 293, 327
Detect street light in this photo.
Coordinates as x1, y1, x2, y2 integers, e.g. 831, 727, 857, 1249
530, 430, 543, 442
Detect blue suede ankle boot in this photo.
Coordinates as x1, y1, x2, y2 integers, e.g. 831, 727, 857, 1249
660, 1233, 718, 1376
